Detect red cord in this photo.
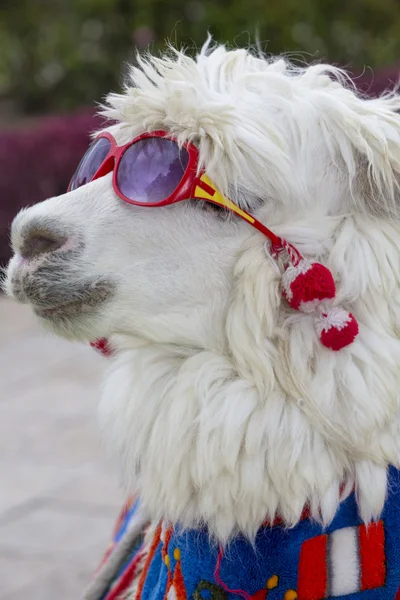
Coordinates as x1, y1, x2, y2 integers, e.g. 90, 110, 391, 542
214, 546, 251, 600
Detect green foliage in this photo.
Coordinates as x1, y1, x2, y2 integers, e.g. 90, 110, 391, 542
1, 0, 400, 114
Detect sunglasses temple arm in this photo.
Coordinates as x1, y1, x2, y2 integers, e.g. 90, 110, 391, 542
226, 203, 282, 248
247, 216, 282, 247
194, 174, 283, 248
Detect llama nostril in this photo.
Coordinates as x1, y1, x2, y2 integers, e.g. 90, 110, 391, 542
19, 228, 68, 260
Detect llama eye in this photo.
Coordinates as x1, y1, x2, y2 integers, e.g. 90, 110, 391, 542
195, 200, 229, 217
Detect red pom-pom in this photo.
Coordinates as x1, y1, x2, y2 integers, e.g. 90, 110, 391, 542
90, 337, 113, 357
266, 240, 359, 351
282, 260, 336, 311
316, 309, 359, 351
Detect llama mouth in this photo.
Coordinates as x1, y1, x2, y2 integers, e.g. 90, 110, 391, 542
7, 269, 114, 322
6, 252, 115, 319
31, 280, 115, 321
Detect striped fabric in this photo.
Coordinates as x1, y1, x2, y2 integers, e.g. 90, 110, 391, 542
85, 467, 400, 600
297, 522, 386, 599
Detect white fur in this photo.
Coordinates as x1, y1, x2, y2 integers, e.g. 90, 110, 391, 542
5, 41, 400, 542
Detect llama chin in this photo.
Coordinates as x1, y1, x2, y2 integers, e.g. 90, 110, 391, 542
5, 41, 400, 546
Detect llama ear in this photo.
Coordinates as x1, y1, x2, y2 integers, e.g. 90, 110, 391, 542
323, 89, 400, 218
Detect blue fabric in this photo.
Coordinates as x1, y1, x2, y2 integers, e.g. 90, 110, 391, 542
114, 499, 140, 543
110, 467, 400, 599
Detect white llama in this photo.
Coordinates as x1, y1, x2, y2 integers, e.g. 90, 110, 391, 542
4, 41, 400, 599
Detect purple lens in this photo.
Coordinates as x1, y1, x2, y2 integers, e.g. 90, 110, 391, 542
69, 137, 111, 191
116, 138, 189, 203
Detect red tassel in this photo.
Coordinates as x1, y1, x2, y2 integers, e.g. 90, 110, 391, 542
269, 240, 359, 351
282, 260, 336, 311
90, 337, 113, 357
317, 309, 359, 351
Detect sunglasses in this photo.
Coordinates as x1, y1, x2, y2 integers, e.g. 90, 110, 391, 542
71, 130, 359, 352
68, 130, 281, 246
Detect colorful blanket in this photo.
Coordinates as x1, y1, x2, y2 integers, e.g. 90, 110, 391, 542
84, 467, 400, 600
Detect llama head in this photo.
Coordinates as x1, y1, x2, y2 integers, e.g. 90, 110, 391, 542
5, 41, 400, 540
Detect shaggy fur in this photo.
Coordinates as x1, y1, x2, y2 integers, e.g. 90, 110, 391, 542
5, 40, 400, 542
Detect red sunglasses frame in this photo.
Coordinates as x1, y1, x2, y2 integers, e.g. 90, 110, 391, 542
72, 131, 359, 354
68, 130, 281, 245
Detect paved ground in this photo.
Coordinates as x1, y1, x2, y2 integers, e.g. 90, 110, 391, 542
0, 295, 123, 599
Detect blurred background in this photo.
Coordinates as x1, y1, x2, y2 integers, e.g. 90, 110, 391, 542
1, 1, 400, 598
